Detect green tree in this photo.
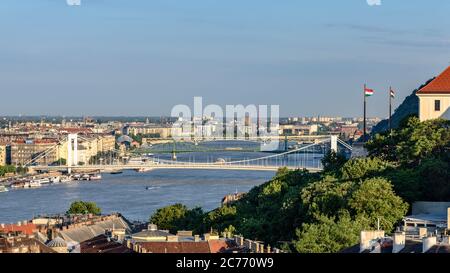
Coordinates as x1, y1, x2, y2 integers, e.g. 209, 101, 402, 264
149, 204, 189, 233
417, 159, 450, 201
67, 201, 101, 215
300, 175, 351, 220
340, 157, 393, 180
0, 165, 16, 177
367, 117, 450, 166
348, 178, 408, 232
294, 212, 369, 253
321, 151, 348, 174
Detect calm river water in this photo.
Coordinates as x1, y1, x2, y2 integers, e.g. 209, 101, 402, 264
0, 141, 323, 224
0, 169, 274, 224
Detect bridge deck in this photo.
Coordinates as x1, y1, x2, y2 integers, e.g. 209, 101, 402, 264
30, 164, 322, 173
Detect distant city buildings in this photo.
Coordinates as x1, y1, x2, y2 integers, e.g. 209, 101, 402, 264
0, 114, 381, 168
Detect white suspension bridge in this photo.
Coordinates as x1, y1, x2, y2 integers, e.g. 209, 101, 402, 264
25, 134, 352, 173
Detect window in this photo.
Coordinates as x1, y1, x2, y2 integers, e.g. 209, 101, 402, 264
434, 100, 441, 111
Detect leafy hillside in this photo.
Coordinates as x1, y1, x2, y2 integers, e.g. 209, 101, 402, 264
371, 78, 434, 134
150, 117, 449, 253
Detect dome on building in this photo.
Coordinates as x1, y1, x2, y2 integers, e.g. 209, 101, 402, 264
117, 135, 133, 144
47, 237, 67, 248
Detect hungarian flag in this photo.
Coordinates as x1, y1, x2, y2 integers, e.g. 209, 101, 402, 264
390, 88, 395, 98
364, 87, 374, 97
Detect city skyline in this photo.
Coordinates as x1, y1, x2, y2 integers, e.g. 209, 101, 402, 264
1, 0, 450, 117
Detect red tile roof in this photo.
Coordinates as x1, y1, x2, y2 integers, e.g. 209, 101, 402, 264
418, 66, 450, 94
138, 242, 211, 253
0, 223, 37, 235
80, 235, 134, 253
208, 239, 238, 253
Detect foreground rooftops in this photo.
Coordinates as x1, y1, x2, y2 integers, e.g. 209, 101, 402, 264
0, 222, 37, 236
417, 66, 450, 94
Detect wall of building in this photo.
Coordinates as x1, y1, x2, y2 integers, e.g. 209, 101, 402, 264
418, 94, 450, 121
0, 145, 7, 165
10, 142, 58, 166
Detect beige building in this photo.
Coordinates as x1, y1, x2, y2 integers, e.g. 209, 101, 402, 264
0, 144, 7, 166
417, 66, 450, 121
57, 135, 115, 165
278, 124, 318, 136
10, 140, 59, 166
128, 125, 172, 138
96, 135, 116, 153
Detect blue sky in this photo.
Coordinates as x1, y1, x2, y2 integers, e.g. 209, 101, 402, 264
1, 0, 450, 117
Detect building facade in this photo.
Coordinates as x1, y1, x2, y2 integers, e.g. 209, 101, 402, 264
0, 144, 8, 166
10, 140, 59, 166
417, 66, 450, 121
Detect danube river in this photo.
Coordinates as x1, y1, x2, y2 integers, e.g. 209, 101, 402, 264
0, 141, 323, 224
0, 170, 274, 224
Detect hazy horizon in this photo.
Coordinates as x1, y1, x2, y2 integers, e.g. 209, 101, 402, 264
1, 0, 449, 117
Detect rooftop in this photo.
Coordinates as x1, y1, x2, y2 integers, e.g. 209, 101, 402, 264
0, 236, 56, 253
137, 241, 211, 253
0, 222, 37, 236
417, 66, 450, 94
80, 234, 133, 253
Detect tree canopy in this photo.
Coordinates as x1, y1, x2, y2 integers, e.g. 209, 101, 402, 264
67, 201, 102, 215
149, 115, 448, 253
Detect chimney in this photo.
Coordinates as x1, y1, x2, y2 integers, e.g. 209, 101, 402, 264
244, 239, 252, 250
360, 231, 385, 253
267, 245, 271, 253
442, 236, 450, 245
0, 223, 4, 228
234, 235, 244, 246
204, 234, 211, 241
419, 227, 427, 238
447, 207, 450, 230
126, 239, 132, 249
148, 224, 158, 231
393, 232, 406, 253
422, 236, 437, 253
194, 235, 200, 242
166, 235, 178, 242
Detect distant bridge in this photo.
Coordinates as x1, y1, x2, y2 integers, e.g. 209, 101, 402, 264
25, 134, 352, 174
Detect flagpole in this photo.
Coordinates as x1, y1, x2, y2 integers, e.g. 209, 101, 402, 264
389, 86, 392, 131
363, 84, 367, 143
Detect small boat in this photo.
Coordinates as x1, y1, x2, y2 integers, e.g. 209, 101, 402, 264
51, 176, 61, 183
33, 178, 50, 185
110, 171, 123, 175
29, 181, 42, 188
72, 174, 82, 181
81, 174, 91, 181
11, 181, 26, 189
60, 176, 72, 183
0, 185, 8, 193
89, 174, 102, 181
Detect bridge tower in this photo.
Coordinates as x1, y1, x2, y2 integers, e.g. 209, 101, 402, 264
172, 140, 177, 161
284, 133, 288, 152
331, 135, 338, 153
67, 134, 78, 173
